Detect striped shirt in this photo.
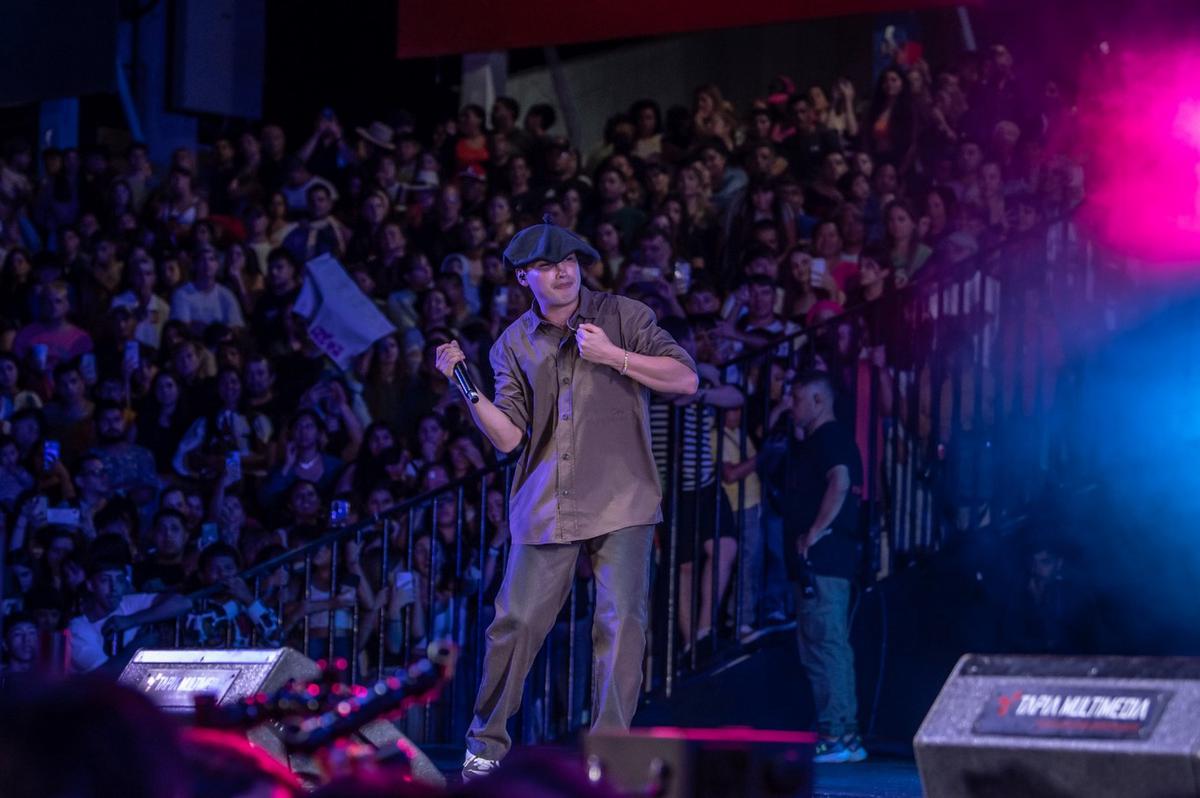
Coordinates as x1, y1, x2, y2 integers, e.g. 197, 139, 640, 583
650, 400, 716, 494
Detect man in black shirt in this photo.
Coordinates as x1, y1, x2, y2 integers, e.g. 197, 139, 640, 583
762, 370, 866, 763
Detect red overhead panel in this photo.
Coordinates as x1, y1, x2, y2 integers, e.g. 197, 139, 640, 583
396, 0, 972, 59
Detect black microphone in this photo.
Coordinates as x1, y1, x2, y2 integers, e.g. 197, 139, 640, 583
452, 362, 480, 404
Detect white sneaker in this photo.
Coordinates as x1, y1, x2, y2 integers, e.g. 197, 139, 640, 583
462, 752, 500, 782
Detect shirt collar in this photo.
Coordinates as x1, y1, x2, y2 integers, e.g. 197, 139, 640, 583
521, 286, 598, 334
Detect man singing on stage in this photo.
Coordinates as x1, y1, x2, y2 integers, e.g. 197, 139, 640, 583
435, 217, 698, 780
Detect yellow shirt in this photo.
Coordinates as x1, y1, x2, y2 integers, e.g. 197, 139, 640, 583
710, 426, 761, 509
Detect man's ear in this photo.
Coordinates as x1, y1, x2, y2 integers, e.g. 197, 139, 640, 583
515, 269, 528, 286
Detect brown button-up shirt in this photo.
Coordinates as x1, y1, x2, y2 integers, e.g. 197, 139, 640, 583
490, 287, 696, 545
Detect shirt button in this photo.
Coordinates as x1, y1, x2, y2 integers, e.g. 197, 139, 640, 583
561, 489, 570, 496
561, 377, 570, 385
562, 453, 571, 461
561, 413, 570, 421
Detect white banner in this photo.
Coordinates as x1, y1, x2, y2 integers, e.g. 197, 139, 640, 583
293, 254, 395, 369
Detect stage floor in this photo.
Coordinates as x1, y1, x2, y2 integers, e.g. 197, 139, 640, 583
427, 744, 922, 796
814, 757, 922, 798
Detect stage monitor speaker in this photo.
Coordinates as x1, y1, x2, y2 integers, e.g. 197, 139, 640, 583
170, 0, 265, 118
585, 727, 815, 798
119, 649, 444, 789
915, 654, 1200, 798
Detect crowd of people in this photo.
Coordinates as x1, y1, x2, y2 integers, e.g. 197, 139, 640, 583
0, 37, 1085, 700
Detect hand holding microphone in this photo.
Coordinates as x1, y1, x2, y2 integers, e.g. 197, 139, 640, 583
434, 341, 480, 403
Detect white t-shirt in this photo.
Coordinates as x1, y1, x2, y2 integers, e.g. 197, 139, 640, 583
170, 283, 245, 329
67, 592, 158, 673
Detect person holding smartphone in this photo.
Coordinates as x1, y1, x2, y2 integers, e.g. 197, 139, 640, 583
436, 217, 697, 780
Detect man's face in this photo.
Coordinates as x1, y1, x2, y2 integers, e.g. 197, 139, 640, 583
5, 622, 37, 665
701, 148, 726, 182
194, 249, 220, 283
779, 183, 804, 210
186, 493, 205, 524
96, 409, 126, 443
202, 555, 239, 587
309, 189, 333, 219
1030, 550, 1060, 581
0, 442, 18, 469
824, 152, 848, 181
0, 359, 17, 390
175, 344, 199, 377
382, 223, 406, 253
96, 240, 117, 266
57, 370, 84, 402
289, 482, 320, 518
509, 157, 530, 186
43, 289, 69, 322
376, 157, 397, 186
745, 256, 776, 279
217, 371, 241, 407
406, 258, 433, 290
815, 224, 842, 258
267, 256, 296, 293
155, 516, 187, 557
517, 253, 581, 312
754, 146, 775, 177
753, 227, 780, 253
685, 289, 720, 315
859, 258, 888, 288
131, 254, 156, 293
875, 165, 898, 194
491, 102, 514, 130
89, 569, 130, 615
292, 415, 319, 449
363, 193, 387, 224
246, 359, 272, 397
263, 126, 285, 156
598, 171, 624, 202
749, 283, 775, 317
77, 459, 109, 495
640, 234, 670, 269
438, 187, 462, 219
959, 143, 982, 174
463, 218, 488, 249
744, 108, 770, 138
792, 100, 815, 130
791, 384, 820, 428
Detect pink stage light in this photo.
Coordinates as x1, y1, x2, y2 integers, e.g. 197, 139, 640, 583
1073, 43, 1200, 267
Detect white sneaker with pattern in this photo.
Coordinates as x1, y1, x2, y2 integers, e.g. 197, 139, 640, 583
462, 752, 500, 782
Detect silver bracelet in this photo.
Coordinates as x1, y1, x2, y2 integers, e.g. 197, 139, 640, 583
620, 350, 629, 376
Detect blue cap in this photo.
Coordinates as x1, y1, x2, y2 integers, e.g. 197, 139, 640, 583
502, 214, 600, 270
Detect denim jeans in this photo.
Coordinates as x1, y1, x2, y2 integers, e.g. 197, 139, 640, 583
795, 575, 858, 737
734, 504, 763, 625
762, 503, 792, 617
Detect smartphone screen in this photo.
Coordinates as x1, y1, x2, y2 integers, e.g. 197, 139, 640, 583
43, 440, 60, 471
199, 523, 219, 550
810, 258, 828, 287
